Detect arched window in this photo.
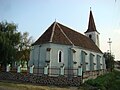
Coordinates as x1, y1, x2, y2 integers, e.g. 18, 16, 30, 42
58, 50, 63, 63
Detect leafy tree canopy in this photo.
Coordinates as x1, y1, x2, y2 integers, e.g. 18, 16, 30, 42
0, 21, 21, 68
16, 32, 33, 67
103, 52, 115, 72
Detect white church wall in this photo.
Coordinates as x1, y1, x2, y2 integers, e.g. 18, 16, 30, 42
29, 43, 105, 76
49, 43, 71, 68
29, 44, 51, 68
28, 47, 33, 67
85, 32, 99, 47
78, 47, 103, 71
85, 51, 89, 71
94, 55, 97, 70
32, 45, 39, 68
71, 48, 81, 69
39, 44, 50, 67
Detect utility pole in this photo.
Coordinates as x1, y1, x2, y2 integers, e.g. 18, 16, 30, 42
107, 38, 112, 54
107, 38, 112, 71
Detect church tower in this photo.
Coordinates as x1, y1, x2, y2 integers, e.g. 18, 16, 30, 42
85, 10, 100, 47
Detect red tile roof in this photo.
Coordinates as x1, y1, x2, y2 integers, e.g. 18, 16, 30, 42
85, 10, 99, 33
33, 22, 102, 53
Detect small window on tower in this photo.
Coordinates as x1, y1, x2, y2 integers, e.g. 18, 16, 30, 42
89, 34, 92, 39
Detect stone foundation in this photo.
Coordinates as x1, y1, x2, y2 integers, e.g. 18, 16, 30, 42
0, 69, 106, 86
0, 72, 82, 86
83, 70, 105, 82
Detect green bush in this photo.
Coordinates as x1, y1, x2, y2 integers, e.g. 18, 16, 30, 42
85, 70, 120, 90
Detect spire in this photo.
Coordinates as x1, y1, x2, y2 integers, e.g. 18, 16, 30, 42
85, 9, 98, 33
85, 9, 100, 47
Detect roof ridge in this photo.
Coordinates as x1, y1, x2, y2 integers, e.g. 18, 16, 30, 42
56, 23, 74, 45
57, 22, 86, 37
50, 22, 57, 42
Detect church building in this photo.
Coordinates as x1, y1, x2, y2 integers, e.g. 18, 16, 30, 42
29, 10, 106, 77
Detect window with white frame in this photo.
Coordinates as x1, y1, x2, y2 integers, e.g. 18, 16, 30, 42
58, 50, 63, 63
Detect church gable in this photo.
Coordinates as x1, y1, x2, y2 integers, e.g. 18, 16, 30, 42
51, 22, 72, 45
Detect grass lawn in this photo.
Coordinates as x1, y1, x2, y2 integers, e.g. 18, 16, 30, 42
0, 81, 80, 90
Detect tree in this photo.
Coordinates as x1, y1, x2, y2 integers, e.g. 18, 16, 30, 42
103, 52, 115, 72
17, 32, 33, 67
0, 21, 21, 70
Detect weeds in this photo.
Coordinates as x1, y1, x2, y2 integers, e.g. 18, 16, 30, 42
85, 70, 120, 90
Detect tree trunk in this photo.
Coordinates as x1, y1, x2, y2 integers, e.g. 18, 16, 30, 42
1, 63, 6, 72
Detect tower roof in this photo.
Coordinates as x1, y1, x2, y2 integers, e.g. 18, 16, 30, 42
85, 10, 98, 33
33, 21, 102, 53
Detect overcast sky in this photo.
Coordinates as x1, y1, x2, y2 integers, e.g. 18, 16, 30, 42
0, 0, 120, 60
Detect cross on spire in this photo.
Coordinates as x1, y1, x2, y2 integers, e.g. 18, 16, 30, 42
90, 7, 91, 10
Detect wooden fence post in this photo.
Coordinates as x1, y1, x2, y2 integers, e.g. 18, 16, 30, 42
78, 66, 82, 76
17, 65, 21, 73
60, 65, 64, 75
6, 64, 10, 72
30, 65, 34, 74
44, 65, 48, 75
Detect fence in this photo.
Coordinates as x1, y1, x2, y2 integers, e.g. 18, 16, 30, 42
33, 68, 79, 77
0, 65, 105, 79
